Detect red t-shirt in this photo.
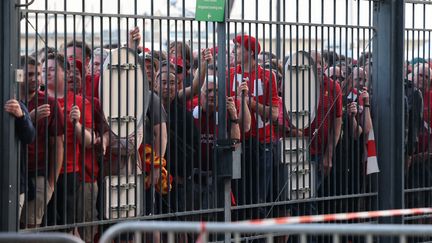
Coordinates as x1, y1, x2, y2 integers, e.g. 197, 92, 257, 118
85, 74, 100, 99
423, 90, 432, 127
186, 96, 199, 112
303, 76, 343, 156
228, 65, 279, 143
27, 92, 65, 173
57, 92, 93, 174
192, 106, 217, 171
78, 97, 103, 182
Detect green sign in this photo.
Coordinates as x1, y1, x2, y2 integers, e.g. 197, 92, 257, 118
195, 0, 226, 22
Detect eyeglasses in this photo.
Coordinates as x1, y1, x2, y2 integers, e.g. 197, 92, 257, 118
330, 75, 345, 82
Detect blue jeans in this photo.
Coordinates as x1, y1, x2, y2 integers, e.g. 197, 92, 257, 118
310, 155, 323, 197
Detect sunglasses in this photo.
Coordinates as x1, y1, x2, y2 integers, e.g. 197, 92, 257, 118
330, 75, 345, 82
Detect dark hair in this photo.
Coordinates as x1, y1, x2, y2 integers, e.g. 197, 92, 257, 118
263, 59, 283, 80
66, 40, 91, 57
150, 50, 167, 62
192, 58, 200, 70
160, 60, 182, 74
142, 53, 157, 70
207, 64, 218, 72
38, 46, 56, 54
37, 46, 57, 62
322, 50, 339, 67
358, 52, 372, 67
103, 43, 120, 50
20, 55, 38, 68
260, 51, 277, 62
46, 53, 70, 71
344, 65, 353, 78
169, 41, 191, 69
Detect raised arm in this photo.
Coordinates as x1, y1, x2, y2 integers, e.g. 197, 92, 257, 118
179, 48, 213, 100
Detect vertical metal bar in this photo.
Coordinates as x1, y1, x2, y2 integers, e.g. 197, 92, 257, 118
97, 0, 104, 234
134, 231, 142, 243
216, 2, 230, 242
22, 6, 30, 231
266, 233, 274, 243
108, 15, 113, 220
167, 232, 175, 243
276, 0, 281, 58
33, 11, 39, 229
116, 0, 121, 220
333, 234, 340, 243
201, 232, 208, 243
89, 14, 95, 241
124, 16, 130, 219
0, 0, 20, 232
366, 234, 373, 243
300, 234, 307, 243
373, 0, 405, 226
234, 233, 241, 243
60, 0, 67, 228
400, 235, 407, 243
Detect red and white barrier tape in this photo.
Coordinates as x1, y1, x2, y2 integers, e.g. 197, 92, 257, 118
237, 208, 432, 225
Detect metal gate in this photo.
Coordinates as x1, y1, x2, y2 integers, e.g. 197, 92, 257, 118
99, 221, 432, 243
1, 0, 431, 241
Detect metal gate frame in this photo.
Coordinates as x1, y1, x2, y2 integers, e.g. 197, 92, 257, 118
0, 232, 84, 243
0, 0, 415, 236
99, 221, 432, 243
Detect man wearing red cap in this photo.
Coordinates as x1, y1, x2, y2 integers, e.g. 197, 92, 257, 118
229, 34, 279, 218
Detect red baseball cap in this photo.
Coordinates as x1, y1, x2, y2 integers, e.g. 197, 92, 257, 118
233, 34, 261, 54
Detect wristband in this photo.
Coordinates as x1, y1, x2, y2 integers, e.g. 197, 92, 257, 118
230, 118, 239, 124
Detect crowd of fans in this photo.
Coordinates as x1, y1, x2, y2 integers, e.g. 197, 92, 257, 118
4, 25, 432, 242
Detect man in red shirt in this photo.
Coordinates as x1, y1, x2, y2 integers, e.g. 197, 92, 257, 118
14, 56, 61, 229
43, 53, 93, 230
305, 51, 343, 195
190, 68, 250, 212
228, 34, 279, 218
68, 58, 107, 242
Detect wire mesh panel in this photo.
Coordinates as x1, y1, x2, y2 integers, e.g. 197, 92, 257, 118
0, 232, 84, 243
225, 0, 378, 223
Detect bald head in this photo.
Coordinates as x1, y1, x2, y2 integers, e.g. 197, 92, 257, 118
353, 67, 366, 89
201, 75, 218, 112
326, 66, 343, 82
413, 63, 432, 90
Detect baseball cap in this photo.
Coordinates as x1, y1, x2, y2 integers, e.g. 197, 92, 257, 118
169, 56, 184, 73
233, 34, 261, 54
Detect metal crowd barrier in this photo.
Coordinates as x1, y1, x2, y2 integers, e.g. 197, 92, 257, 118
0, 232, 84, 243
99, 221, 432, 243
